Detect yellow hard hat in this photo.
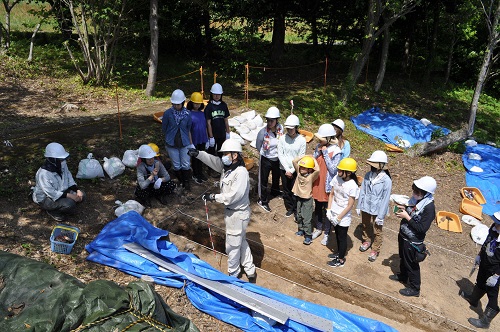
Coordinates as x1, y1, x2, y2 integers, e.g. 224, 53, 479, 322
337, 157, 357, 172
190, 92, 203, 104
147, 143, 160, 156
298, 156, 315, 169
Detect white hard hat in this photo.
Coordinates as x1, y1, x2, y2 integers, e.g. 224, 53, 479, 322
284, 114, 300, 128
413, 176, 437, 194
170, 89, 186, 104
493, 211, 500, 225
265, 106, 280, 119
44, 142, 69, 159
138, 144, 157, 159
210, 83, 223, 94
315, 124, 336, 138
367, 150, 388, 170
331, 119, 345, 132
218, 139, 242, 153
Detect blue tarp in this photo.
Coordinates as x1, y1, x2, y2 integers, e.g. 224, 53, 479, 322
86, 212, 398, 332
462, 144, 500, 216
351, 107, 450, 147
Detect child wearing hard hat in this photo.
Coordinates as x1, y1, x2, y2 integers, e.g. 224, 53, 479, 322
357, 150, 392, 262
187, 92, 209, 184
326, 158, 360, 267
32, 142, 85, 221
292, 155, 320, 245
205, 83, 230, 157
135, 144, 176, 207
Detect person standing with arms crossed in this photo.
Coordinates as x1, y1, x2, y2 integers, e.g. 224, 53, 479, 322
188, 139, 257, 283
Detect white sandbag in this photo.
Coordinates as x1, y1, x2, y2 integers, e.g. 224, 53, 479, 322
103, 157, 125, 179
229, 132, 246, 145
468, 153, 482, 161
236, 125, 250, 134
462, 215, 482, 226
240, 131, 258, 142
244, 120, 257, 130
253, 114, 264, 127
241, 110, 256, 120
76, 153, 104, 179
420, 118, 432, 126
228, 118, 240, 127
390, 194, 410, 206
233, 115, 247, 124
470, 166, 483, 173
471, 224, 489, 245
122, 149, 139, 168
465, 139, 477, 147
114, 200, 144, 217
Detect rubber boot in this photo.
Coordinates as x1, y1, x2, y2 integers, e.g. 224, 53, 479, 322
460, 286, 486, 307
182, 170, 191, 191
468, 306, 499, 329
173, 170, 183, 187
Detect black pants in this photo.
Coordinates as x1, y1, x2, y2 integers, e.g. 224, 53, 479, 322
259, 156, 281, 204
314, 200, 331, 234
207, 136, 226, 157
334, 224, 349, 260
398, 234, 421, 291
477, 261, 500, 311
40, 190, 86, 216
135, 181, 176, 200
280, 170, 297, 212
192, 143, 206, 178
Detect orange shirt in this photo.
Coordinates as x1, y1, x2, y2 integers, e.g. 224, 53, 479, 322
312, 153, 329, 202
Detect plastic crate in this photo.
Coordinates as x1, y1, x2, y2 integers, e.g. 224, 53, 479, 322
50, 224, 80, 254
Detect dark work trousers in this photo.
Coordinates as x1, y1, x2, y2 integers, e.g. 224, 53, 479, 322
40, 190, 86, 216
192, 143, 207, 178
314, 200, 331, 234
398, 233, 421, 291
476, 260, 500, 311
279, 170, 297, 213
259, 156, 281, 205
207, 136, 226, 157
334, 224, 349, 260
135, 181, 176, 201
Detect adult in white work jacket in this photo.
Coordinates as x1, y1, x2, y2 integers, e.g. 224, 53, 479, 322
188, 139, 257, 282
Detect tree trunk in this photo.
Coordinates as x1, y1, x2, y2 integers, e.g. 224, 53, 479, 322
202, 9, 212, 58
145, 0, 158, 97
311, 16, 318, 48
444, 23, 457, 85
468, 0, 500, 136
408, 127, 468, 157
374, 28, 390, 92
423, 1, 440, 83
28, 23, 41, 62
47, 0, 73, 40
271, 1, 286, 64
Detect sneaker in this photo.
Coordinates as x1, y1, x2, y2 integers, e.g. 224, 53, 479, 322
257, 200, 271, 212
320, 234, 329, 246
303, 237, 312, 245
389, 274, 407, 284
399, 287, 420, 297
327, 258, 345, 268
359, 241, 371, 252
295, 230, 305, 236
368, 250, 379, 262
192, 176, 203, 184
327, 252, 339, 259
311, 229, 322, 240
46, 210, 65, 222
285, 210, 295, 218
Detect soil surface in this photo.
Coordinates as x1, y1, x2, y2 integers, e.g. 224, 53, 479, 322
0, 77, 497, 332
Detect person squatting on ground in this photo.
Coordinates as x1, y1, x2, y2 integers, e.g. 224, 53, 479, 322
32, 142, 85, 221
461, 211, 500, 329
326, 158, 360, 268
357, 150, 392, 262
391, 176, 437, 297
188, 139, 257, 282
256, 106, 284, 212
312, 123, 340, 246
134, 144, 176, 208
162, 89, 195, 190
292, 155, 320, 245
205, 83, 230, 158
188, 92, 209, 184
277, 114, 306, 218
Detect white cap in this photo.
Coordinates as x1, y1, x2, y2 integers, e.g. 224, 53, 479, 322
210, 83, 223, 94
315, 124, 336, 138
331, 119, 345, 132
413, 176, 437, 194
45, 142, 69, 159
219, 139, 242, 153
265, 106, 280, 119
138, 144, 157, 159
170, 89, 186, 104
284, 114, 300, 128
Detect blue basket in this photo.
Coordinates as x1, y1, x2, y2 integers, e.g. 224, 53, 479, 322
50, 224, 80, 254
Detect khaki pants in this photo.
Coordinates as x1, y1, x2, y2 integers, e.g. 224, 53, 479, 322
225, 209, 256, 277
361, 211, 383, 252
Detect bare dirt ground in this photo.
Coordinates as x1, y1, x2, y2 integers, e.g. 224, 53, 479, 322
0, 77, 497, 331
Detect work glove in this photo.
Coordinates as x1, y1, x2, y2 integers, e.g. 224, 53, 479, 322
187, 144, 195, 150
356, 209, 361, 216
154, 178, 162, 189
226, 132, 231, 140
326, 210, 339, 226
187, 148, 199, 157
202, 193, 216, 202
208, 137, 215, 147
375, 217, 384, 226
486, 274, 499, 287
205, 141, 210, 150
474, 255, 481, 266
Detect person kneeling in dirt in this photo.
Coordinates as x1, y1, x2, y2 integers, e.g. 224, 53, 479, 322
32, 142, 85, 222
135, 144, 176, 208
461, 211, 500, 329
188, 139, 257, 283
